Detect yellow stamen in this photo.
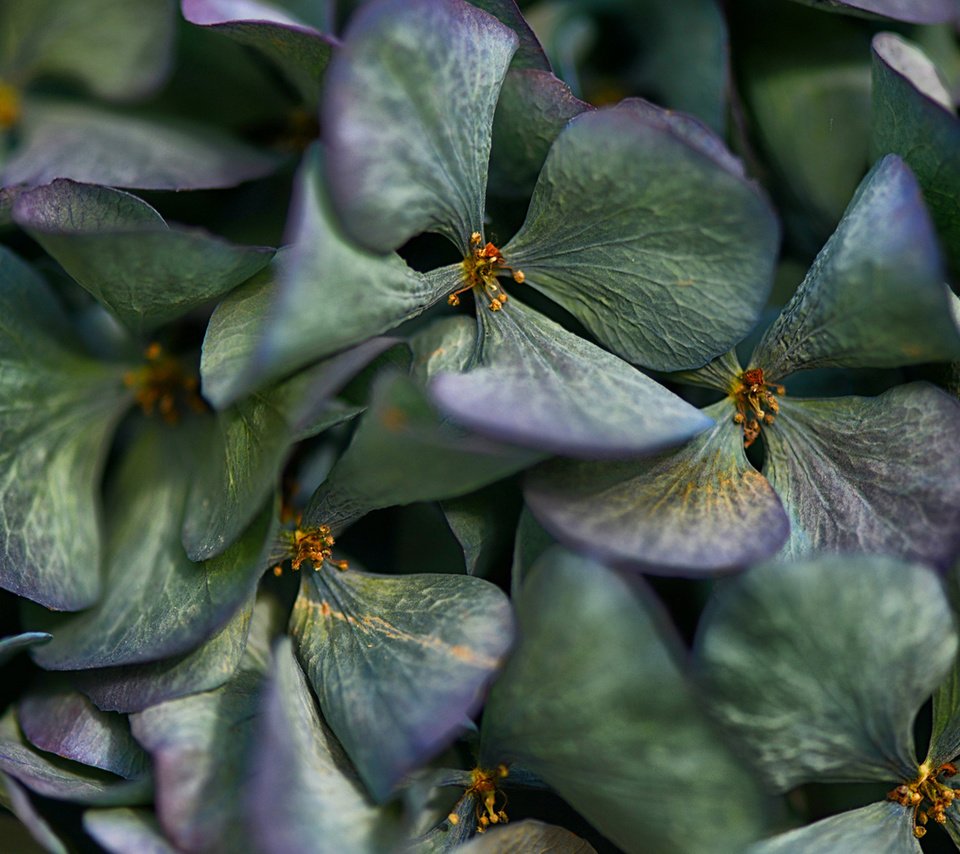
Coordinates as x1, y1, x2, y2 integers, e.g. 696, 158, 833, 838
464, 765, 509, 833
450, 233, 524, 312
123, 343, 206, 424
728, 368, 785, 449
888, 761, 959, 838
272, 522, 349, 577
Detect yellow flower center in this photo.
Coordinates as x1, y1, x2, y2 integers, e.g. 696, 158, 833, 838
729, 367, 784, 449
123, 343, 206, 424
448, 232, 525, 312
271, 522, 349, 577
0, 81, 21, 131
446, 765, 510, 833
888, 760, 959, 838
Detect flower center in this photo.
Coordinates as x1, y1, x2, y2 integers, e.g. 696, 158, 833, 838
123, 343, 206, 424
448, 765, 510, 833
271, 522, 349, 576
729, 368, 784, 449
448, 232, 525, 312
888, 761, 958, 838
0, 81, 20, 130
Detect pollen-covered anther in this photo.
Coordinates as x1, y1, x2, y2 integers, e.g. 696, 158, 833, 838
888, 761, 960, 838
452, 232, 524, 312
123, 343, 206, 424
730, 368, 784, 448
465, 765, 510, 833
0, 81, 20, 130
272, 524, 349, 576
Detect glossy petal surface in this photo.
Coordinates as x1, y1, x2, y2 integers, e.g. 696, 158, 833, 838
751, 156, 960, 379
481, 548, 768, 854
0, 248, 130, 610
432, 296, 713, 458
323, 0, 517, 252
696, 556, 956, 788
525, 402, 789, 575
504, 106, 779, 371
763, 385, 960, 569
291, 568, 513, 801
84, 808, 178, 854
0, 633, 51, 666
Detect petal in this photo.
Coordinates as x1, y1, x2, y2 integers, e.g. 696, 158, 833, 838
323, 0, 518, 252
789, 0, 957, 23
84, 808, 178, 854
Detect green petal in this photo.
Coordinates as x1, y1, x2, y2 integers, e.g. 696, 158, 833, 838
467, 0, 549, 70
872, 33, 960, 272
525, 401, 789, 575
925, 562, 960, 766
762, 385, 960, 569
18, 682, 149, 779
456, 820, 597, 853
749, 802, 920, 854
72, 598, 254, 714
441, 481, 521, 577
305, 371, 541, 530
184, 346, 378, 560
431, 295, 713, 458
696, 555, 956, 788
751, 156, 960, 379
502, 104, 779, 371
0, 771, 69, 854
84, 808, 177, 854
0, 0, 175, 99
14, 180, 273, 335
201, 149, 446, 406
130, 670, 262, 852
487, 68, 592, 199
481, 548, 769, 854
248, 639, 401, 853
290, 568, 514, 801
182, 0, 336, 104
0, 708, 151, 806
26, 421, 275, 670
0, 247, 131, 610
3, 98, 280, 190
323, 0, 518, 252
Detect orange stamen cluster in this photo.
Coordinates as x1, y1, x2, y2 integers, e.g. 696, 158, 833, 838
730, 368, 784, 448
123, 343, 206, 424
888, 761, 959, 838
449, 232, 524, 312
271, 522, 349, 577
0, 82, 20, 130
448, 765, 509, 833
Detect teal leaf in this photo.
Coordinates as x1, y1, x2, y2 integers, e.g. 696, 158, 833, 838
0, 708, 152, 806
510, 505, 554, 598
306, 371, 540, 530
290, 567, 514, 801
130, 670, 263, 853
788, 0, 957, 23
696, 555, 956, 788
872, 33, 960, 272
27, 421, 275, 670
0, 771, 69, 854
502, 104, 779, 372
524, 401, 789, 575
248, 639, 402, 853
184, 345, 379, 560
201, 150, 446, 406
182, 0, 337, 104
487, 68, 591, 199
14, 180, 273, 335
3, 98, 280, 190
84, 808, 178, 854
0, 633, 51, 666
751, 156, 960, 380
481, 548, 769, 854
0, 0, 175, 100
431, 295, 713, 458
749, 802, 920, 853
456, 820, 597, 853
18, 681, 149, 779
0, 247, 131, 611
72, 597, 254, 714
441, 480, 521, 576
323, 0, 518, 252
762, 385, 960, 569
